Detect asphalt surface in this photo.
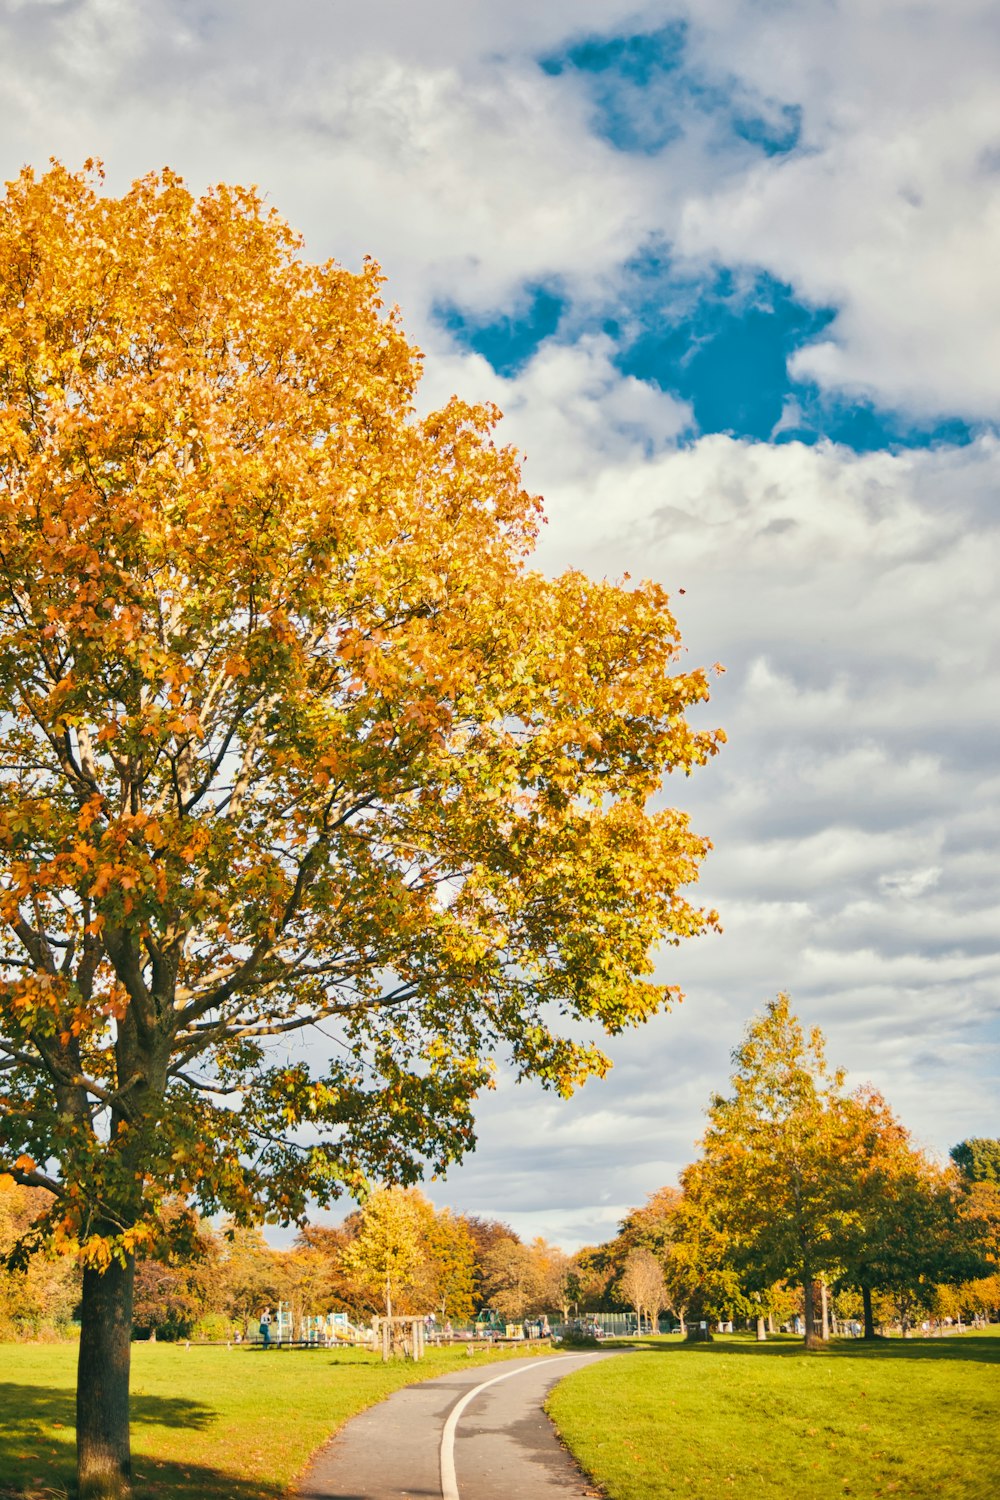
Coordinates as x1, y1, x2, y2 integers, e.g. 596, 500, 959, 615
296, 1350, 613, 1500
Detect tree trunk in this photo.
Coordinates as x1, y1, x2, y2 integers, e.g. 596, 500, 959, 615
77, 1253, 135, 1500
820, 1280, 830, 1340
755, 1315, 767, 1341
678, 1311, 686, 1336
767, 1313, 775, 1334
803, 1277, 826, 1348
862, 1283, 876, 1340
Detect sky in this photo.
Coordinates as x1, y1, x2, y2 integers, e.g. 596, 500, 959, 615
2, 0, 998, 1251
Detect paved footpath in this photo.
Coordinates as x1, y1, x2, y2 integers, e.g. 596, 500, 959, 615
296, 1350, 614, 1500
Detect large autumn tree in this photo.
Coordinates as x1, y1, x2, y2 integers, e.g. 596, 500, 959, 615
0, 162, 722, 1498
682, 994, 862, 1347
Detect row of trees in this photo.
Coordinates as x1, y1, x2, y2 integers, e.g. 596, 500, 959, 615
6, 998, 994, 1346
6, 999, 993, 1349
0, 1178, 574, 1339
0, 1179, 80, 1339
572, 999, 1000, 1344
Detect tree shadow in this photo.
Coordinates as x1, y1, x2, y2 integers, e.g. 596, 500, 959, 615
611, 1332, 1000, 1365
0, 1381, 285, 1500
815, 1334, 1000, 1365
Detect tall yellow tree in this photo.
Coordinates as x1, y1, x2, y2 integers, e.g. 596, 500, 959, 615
0, 162, 722, 1499
420, 1204, 477, 1323
340, 1187, 426, 1319
682, 995, 861, 1346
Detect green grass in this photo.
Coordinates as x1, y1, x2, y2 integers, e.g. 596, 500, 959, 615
0, 1339, 554, 1499
547, 1330, 1000, 1499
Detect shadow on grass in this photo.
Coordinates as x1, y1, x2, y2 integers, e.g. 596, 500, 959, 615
0, 1382, 281, 1500
610, 1332, 1000, 1365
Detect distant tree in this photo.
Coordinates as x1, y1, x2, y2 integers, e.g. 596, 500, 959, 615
615, 1187, 704, 1333
478, 1234, 568, 1321
0, 1176, 80, 1337
130, 1201, 222, 1340
218, 1227, 283, 1336
934, 1262, 1000, 1325
290, 1224, 359, 1313
563, 1246, 612, 1316
340, 1187, 426, 1319
480, 1238, 544, 1320
618, 1247, 665, 1332
946, 1177, 1000, 1320
950, 1139, 1000, 1186
421, 1207, 477, 1323
831, 1089, 960, 1336
682, 995, 863, 1347
459, 1215, 521, 1304
528, 1238, 571, 1319
462, 1216, 520, 1261
131, 1261, 200, 1341
662, 1182, 759, 1328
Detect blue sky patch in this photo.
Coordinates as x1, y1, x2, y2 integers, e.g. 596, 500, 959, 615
436, 258, 972, 453
434, 284, 566, 379
611, 265, 833, 439
539, 22, 802, 159
732, 102, 803, 157
540, 22, 688, 88
540, 23, 688, 154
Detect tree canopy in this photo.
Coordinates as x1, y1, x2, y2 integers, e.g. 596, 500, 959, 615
0, 159, 722, 1255
673, 997, 999, 1344
0, 162, 722, 1498
950, 1139, 1000, 1186
681, 994, 866, 1345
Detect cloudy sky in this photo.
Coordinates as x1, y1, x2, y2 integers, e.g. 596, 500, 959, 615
3, 0, 998, 1250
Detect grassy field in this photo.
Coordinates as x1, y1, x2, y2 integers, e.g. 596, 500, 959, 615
0, 1339, 553, 1500
547, 1330, 1000, 1500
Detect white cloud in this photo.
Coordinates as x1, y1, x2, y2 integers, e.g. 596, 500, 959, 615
673, 0, 1000, 418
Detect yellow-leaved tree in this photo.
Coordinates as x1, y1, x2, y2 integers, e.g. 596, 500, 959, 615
681, 994, 865, 1347
0, 162, 723, 1499
339, 1186, 425, 1320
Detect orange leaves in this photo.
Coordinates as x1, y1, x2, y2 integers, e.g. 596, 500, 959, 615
98, 985, 129, 1023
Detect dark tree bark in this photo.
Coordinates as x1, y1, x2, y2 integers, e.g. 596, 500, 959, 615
862, 1282, 877, 1340
77, 1252, 136, 1500
803, 1276, 827, 1348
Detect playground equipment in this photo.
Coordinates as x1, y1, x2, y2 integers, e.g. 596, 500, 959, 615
274, 1303, 294, 1343
300, 1312, 367, 1344
473, 1307, 509, 1338
256, 1304, 369, 1347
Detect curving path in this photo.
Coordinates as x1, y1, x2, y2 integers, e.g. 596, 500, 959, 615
296, 1350, 613, 1500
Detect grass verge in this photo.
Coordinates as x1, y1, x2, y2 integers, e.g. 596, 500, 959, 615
546, 1330, 1000, 1499
0, 1339, 553, 1499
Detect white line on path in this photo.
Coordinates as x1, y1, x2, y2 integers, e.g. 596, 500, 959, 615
438, 1353, 598, 1500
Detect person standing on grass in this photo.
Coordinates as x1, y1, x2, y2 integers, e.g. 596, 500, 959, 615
260, 1309, 272, 1348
